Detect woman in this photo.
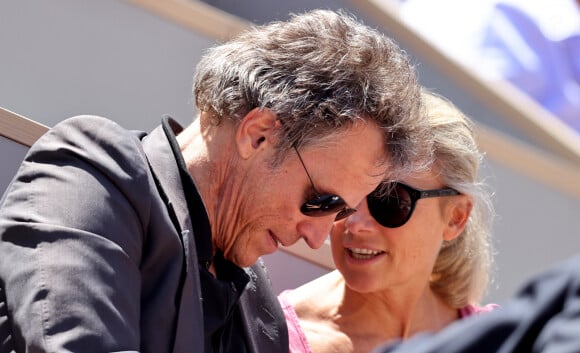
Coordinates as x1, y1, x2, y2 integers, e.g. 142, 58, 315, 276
278, 91, 497, 353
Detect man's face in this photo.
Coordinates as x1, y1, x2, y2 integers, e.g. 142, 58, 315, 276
218, 119, 388, 267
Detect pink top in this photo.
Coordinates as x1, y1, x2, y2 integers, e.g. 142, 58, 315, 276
278, 290, 498, 353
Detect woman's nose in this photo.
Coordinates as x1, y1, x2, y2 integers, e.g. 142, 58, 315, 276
344, 198, 377, 232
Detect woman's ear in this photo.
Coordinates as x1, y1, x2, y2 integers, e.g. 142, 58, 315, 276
442, 195, 473, 241
236, 108, 280, 159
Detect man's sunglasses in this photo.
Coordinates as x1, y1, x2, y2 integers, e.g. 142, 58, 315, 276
367, 182, 460, 228
294, 146, 357, 221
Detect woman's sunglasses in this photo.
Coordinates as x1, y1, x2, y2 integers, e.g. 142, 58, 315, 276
294, 146, 357, 221
367, 182, 460, 228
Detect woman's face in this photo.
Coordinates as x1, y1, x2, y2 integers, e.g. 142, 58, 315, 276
330, 169, 464, 294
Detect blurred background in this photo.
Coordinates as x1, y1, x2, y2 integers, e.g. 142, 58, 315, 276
1, 0, 579, 304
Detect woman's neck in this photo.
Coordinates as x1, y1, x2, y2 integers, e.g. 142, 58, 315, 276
338, 274, 458, 338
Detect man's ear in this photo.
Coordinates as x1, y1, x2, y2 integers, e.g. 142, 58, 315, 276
442, 195, 473, 241
236, 108, 280, 159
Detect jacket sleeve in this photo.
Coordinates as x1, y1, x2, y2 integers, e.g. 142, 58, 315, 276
0, 116, 151, 352
372, 254, 580, 353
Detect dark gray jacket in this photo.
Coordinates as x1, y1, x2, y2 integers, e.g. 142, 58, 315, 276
0, 116, 287, 353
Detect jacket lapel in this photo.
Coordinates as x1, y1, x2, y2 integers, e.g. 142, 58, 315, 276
142, 125, 205, 352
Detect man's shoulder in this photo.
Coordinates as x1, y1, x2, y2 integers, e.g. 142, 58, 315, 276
37, 115, 148, 154
50, 115, 142, 138
26, 115, 153, 185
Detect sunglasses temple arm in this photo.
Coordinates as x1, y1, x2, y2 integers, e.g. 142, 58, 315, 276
293, 146, 320, 195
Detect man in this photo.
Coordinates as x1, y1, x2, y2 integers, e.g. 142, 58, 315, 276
0, 10, 430, 353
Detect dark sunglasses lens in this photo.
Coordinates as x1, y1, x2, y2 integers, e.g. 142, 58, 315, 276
367, 184, 413, 228
301, 194, 348, 217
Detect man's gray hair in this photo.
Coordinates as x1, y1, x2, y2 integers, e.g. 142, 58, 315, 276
194, 9, 431, 172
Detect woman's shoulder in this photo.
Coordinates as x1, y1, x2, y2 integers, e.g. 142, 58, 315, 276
282, 271, 342, 306
278, 290, 315, 353
278, 289, 295, 310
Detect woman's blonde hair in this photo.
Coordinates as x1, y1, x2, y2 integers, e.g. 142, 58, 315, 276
423, 90, 495, 307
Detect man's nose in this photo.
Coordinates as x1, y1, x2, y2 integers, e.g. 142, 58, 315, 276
296, 216, 335, 249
